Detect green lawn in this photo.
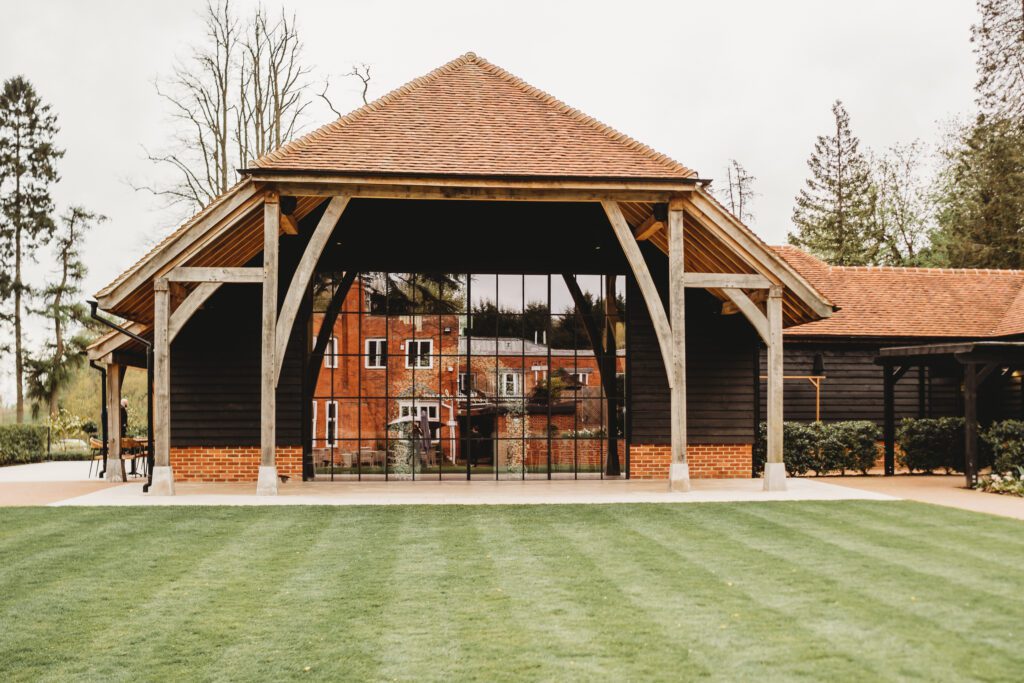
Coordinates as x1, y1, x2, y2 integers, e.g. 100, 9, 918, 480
1, 502, 1022, 681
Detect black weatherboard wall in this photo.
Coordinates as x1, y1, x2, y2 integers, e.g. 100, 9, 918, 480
627, 242, 757, 446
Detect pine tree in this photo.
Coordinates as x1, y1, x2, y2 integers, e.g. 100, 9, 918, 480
789, 101, 878, 265
0, 76, 64, 423
972, 0, 1024, 120
26, 206, 103, 418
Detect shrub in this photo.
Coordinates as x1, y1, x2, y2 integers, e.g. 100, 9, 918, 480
755, 420, 880, 476
754, 421, 820, 477
0, 424, 48, 466
897, 417, 965, 474
982, 420, 1024, 474
832, 421, 882, 474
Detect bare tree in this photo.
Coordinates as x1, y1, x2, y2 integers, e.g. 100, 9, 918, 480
320, 63, 373, 117
869, 141, 934, 265
716, 159, 758, 224
972, 0, 1024, 119
137, 1, 313, 212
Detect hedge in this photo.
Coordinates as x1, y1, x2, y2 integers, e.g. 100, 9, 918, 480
981, 419, 1024, 474
896, 418, 965, 474
0, 425, 48, 466
754, 420, 880, 476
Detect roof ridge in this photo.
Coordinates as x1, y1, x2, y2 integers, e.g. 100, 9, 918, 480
828, 264, 1024, 275
252, 52, 696, 177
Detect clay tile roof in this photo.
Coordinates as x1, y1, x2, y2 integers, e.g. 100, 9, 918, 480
774, 245, 1024, 339
249, 52, 697, 180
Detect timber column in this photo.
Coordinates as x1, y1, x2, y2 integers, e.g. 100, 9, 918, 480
104, 362, 126, 482
150, 278, 175, 494
257, 190, 280, 495
667, 201, 689, 491
763, 284, 787, 490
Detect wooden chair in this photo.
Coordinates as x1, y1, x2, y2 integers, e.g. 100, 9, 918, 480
88, 437, 104, 478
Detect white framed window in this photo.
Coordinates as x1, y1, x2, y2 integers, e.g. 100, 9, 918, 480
398, 401, 439, 420
500, 371, 521, 397
326, 401, 338, 445
573, 372, 589, 386
405, 338, 433, 369
324, 336, 339, 368
458, 372, 472, 395
311, 400, 318, 440
365, 338, 386, 369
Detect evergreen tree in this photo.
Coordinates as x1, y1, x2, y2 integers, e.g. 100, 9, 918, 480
26, 206, 103, 418
0, 76, 63, 423
930, 117, 1024, 268
972, 0, 1024, 120
789, 101, 878, 265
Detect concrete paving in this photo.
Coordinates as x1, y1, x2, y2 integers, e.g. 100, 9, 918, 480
828, 474, 1024, 521
0, 460, 98, 482
51, 476, 897, 506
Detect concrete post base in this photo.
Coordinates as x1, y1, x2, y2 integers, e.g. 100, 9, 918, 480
149, 465, 176, 496
669, 462, 691, 492
105, 459, 126, 482
256, 465, 279, 495
763, 462, 787, 491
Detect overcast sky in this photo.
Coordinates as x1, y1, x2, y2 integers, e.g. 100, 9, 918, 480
0, 0, 979, 403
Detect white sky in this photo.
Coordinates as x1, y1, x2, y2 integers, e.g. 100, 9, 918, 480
0, 0, 979, 403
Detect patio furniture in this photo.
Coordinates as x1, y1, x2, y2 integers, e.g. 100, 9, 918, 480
88, 437, 105, 478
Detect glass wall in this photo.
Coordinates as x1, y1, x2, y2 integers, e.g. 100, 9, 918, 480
310, 271, 626, 480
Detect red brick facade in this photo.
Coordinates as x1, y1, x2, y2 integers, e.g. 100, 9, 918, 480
170, 446, 303, 482
629, 443, 752, 479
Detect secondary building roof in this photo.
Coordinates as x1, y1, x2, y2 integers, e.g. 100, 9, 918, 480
775, 245, 1024, 339
249, 52, 696, 181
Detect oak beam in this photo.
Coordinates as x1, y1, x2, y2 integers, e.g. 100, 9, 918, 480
764, 285, 786, 491
602, 200, 674, 389
168, 282, 222, 343
683, 273, 771, 289
150, 279, 175, 494
104, 362, 126, 482
668, 205, 689, 491
721, 288, 769, 343
258, 191, 280, 495
275, 195, 349, 385
634, 215, 664, 241
165, 267, 263, 284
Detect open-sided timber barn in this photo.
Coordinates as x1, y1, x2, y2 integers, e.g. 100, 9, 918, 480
87, 52, 849, 495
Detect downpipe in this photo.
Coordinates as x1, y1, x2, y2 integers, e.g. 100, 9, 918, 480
88, 360, 108, 477
88, 301, 156, 493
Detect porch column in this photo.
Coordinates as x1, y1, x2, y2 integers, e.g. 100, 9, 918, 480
883, 365, 896, 477
963, 362, 979, 488
104, 361, 126, 482
150, 279, 175, 494
257, 190, 280, 495
668, 203, 689, 491
763, 285, 786, 491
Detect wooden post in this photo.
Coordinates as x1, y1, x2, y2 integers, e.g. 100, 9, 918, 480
963, 362, 978, 488
883, 365, 896, 477
763, 285, 786, 491
150, 279, 175, 494
668, 203, 689, 491
258, 190, 280, 495
604, 275, 620, 477
104, 361, 126, 482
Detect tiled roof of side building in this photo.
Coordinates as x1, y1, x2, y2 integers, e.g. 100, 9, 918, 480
249, 52, 697, 180
774, 245, 1024, 339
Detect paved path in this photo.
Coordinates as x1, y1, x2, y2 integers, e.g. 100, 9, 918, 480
829, 474, 1024, 521
51, 476, 896, 506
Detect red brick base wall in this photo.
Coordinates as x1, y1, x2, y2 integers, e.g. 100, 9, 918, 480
170, 446, 303, 482
629, 443, 752, 479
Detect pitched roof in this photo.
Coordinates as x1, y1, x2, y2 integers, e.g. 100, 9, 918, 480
250, 52, 697, 180
774, 245, 1024, 339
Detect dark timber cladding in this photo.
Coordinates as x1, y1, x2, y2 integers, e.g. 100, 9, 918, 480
628, 242, 756, 445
